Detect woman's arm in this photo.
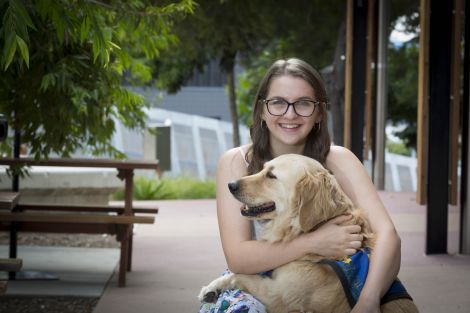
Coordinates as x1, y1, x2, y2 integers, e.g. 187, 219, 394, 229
217, 146, 362, 274
327, 146, 401, 312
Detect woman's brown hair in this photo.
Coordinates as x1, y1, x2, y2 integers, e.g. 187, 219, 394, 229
246, 58, 331, 175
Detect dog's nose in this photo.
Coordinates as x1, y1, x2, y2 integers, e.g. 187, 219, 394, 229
228, 181, 239, 194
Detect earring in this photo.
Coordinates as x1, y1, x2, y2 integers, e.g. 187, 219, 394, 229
261, 120, 266, 129
317, 122, 321, 132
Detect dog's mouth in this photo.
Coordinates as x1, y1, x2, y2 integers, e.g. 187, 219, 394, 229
241, 202, 276, 217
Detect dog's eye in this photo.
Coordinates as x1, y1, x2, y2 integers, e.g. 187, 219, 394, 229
266, 171, 277, 179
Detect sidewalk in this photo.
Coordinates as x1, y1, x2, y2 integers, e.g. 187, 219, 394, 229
2, 192, 470, 312
93, 199, 225, 313
94, 193, 470, 313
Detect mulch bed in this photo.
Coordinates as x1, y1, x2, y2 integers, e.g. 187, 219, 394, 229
0, 296, 99, 313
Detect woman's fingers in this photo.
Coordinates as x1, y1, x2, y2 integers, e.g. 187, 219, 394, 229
350, 240, 362, 249
345, 224, 362, 234
345, 248, 357, 256
344, 241, 362, 256
351, 233, 363, 241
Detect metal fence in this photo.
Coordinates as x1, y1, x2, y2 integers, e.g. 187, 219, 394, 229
112, 108, 420, 191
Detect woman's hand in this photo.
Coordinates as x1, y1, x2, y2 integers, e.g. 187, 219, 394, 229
303, 214, 363, 258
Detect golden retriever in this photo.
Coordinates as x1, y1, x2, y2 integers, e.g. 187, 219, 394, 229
199, 154, 418, 313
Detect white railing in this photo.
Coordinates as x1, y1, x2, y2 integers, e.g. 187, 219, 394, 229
1, 108, 419, 192
112, 108, 420, 191
112, 108, 251, 180
385, 150, 417, 192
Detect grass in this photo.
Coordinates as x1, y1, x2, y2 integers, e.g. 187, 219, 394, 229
113, 176, 216, 200
386, 140, 412, 156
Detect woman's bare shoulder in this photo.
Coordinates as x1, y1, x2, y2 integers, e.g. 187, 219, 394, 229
326, 145, 362, 172
219, 145, 249, 162
217, 144, 251, 178
327, 145, 355, 161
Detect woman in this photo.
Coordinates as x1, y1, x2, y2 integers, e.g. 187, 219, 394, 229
200, 58, 401, 313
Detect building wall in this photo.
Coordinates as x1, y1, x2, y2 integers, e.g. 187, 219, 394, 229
130, 86, 232, 122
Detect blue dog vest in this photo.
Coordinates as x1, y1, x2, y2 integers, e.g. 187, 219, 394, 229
319, 248, 412, 307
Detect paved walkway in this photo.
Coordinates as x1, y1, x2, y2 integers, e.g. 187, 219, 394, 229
94, 192, 470, 313
3, 192, 470, 312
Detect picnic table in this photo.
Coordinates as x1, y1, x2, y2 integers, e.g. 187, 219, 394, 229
0, 157, 161, 287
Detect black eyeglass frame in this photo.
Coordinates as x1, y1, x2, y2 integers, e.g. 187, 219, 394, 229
263, 98, 324, 117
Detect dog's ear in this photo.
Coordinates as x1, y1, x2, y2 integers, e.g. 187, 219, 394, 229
296, 171, 355, 232
296, 171, 325, 232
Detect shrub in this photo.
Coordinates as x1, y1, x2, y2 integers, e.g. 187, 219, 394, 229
386, 140, 412, 156
113, 176, 216, 200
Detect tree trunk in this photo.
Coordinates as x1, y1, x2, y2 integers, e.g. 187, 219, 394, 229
227, 68, 240, 147
331, 20, 346, 146
321, 20, 346, 146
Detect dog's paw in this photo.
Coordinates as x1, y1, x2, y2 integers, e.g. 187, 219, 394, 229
198, 286, 220, 303
198, 274, 233, 303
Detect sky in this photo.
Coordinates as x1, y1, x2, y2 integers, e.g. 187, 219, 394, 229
389, 16, 417, 46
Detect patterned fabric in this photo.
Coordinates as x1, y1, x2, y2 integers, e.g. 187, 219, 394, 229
199, 288, 267, 313
199, 271, 267, 313
319, 248, 412, 307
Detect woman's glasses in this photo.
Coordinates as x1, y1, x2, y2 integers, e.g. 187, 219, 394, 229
263, 98, 321, 117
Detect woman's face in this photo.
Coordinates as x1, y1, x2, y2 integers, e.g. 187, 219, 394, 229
262, 75, 321, 152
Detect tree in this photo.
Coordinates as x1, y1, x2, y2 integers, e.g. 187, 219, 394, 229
236, 1, 345, 141
388, 40, 419, 149
154, 0, 351, 147
0, 0, 194, 158
238, 0, 421, 148
153, 0, 276, 147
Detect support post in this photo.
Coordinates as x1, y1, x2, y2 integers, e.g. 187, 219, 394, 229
460, 0, 470, 255
426, 0, 453, 254
373, 0, 389, 189
350, 0, 368, 162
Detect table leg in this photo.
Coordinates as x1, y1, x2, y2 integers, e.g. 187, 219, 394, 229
118, 225, 131, 287
8, 223, 17, 280
123, 169, 134, 272
128, 227, 133, 271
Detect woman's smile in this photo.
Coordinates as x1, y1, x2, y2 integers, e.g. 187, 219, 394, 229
279, 123, 301, 129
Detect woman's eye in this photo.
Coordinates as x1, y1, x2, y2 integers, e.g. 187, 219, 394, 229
270, 99, 285, 105
266, 172, 277, 179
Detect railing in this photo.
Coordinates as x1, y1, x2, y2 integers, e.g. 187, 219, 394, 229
112, 108, 423, 192
112, 108, 251, 180
1, 107, 422, 192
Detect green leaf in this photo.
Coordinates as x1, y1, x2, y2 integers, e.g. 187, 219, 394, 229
15, 35, 29, 67
40, 73, 56, 91
80, 16, 90, 43
92, 33, 101, 63
10, 0, 36, 30
51, 8, 65, 43
3, 32, 17, 70
109, 41, 121, 51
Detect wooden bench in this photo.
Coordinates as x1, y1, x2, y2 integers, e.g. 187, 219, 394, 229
0, 157, 161, 287
0, 208, 155, 287
0, 258, 22, 294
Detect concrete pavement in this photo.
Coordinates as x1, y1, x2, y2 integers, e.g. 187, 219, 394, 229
1, 193, 469, 312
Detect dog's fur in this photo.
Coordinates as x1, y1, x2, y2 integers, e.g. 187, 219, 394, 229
199, 154, 418, 313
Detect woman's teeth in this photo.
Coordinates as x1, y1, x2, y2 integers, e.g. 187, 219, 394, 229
280, 124, 300, 129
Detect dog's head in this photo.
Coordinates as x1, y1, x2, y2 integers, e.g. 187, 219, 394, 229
229, 154, 358, 242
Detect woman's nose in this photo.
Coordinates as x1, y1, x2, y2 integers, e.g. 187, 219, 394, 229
283, 104, 298, 118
